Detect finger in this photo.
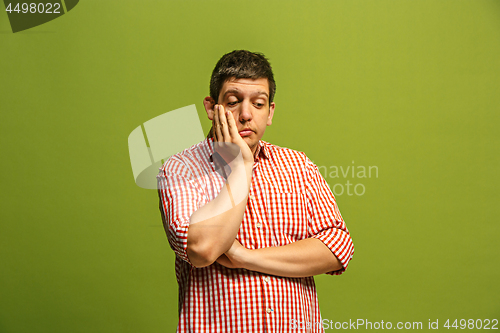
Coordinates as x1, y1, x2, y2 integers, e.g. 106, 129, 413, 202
214, 105, 223, 142
225, 110, 240, 139
218, 105, 231, 143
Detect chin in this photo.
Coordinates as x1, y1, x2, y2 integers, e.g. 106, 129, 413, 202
243, 137, 255, 145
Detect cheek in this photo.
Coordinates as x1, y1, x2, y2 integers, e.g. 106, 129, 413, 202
226, 108, 239, 120
228, 108, 240, 120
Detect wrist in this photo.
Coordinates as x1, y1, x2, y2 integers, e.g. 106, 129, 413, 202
228, 162, 253, 182
239, 247, 258, 271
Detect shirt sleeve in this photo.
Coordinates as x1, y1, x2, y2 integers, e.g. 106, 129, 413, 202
157, 157, 208, 266
305, 157, 354, 275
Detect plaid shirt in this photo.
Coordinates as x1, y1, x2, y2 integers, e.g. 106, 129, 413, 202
157, 138, 354, 332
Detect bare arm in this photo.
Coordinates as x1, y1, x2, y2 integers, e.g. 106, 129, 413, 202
187, 105, 254, 267
216, 238, 342, 277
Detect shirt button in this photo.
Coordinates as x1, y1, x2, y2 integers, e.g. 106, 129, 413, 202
264, 276, 270, 283
256, 223, 262, 228
266, 308, 273, 314
248, 194, 255, 200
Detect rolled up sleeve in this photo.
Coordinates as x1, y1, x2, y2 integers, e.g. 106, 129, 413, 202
305, 158, 354, 275
157, 157, 207, 266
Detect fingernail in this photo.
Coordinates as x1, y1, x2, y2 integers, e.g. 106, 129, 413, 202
226, 111, 230, 117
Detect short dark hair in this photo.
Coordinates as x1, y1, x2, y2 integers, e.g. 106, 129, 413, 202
210, 50, 276, 104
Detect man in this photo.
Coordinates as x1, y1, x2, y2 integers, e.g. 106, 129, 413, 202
157, 50, 354, 332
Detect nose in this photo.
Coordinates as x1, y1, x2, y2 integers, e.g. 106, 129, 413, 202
238, 100, 253, 123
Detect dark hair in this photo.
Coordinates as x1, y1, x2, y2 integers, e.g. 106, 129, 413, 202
210, 50, 276, 104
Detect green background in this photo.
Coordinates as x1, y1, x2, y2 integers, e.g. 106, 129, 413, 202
1, 0, 499, 332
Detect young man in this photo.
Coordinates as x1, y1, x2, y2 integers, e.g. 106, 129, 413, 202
157, 50, 354, 332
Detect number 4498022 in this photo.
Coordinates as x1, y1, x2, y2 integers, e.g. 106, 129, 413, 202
444, 319, 498, 330
5, 3, 61, 14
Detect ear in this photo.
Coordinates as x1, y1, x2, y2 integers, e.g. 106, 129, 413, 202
267, 102, 275, 126
203, 96, 216, 120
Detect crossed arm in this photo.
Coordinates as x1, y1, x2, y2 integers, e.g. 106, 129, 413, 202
187, 171, 342, 276
188, 193, 342, 277
216, 238, 342, 278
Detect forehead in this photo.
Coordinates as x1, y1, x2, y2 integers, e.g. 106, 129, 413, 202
219, 78, 269, 99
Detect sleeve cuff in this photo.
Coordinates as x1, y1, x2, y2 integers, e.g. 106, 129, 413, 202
167, 221, 195, 267
311, 228, 354, 275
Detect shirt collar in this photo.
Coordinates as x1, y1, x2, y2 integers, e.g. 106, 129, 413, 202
254, 140, 270, 162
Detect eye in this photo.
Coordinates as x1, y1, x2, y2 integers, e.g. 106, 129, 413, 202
227, 101, 238, 106
254, 103, 264, 108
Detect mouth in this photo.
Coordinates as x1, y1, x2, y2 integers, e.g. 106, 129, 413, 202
238, 129, 254, 137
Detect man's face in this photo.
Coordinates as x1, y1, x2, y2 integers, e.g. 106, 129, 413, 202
217, 77, 275, 154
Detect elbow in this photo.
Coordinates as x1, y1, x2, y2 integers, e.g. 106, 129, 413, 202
187, 240, 220, 268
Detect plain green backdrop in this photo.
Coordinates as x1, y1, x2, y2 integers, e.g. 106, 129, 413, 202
1, 1, 499, 332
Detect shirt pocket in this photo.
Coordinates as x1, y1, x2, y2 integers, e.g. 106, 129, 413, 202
265, 191, 309, 246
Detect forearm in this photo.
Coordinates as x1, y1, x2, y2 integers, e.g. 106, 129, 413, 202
241, 238, 343, 278
187, 163, 252, 267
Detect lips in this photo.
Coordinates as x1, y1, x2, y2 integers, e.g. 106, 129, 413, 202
238, 128, 254, 137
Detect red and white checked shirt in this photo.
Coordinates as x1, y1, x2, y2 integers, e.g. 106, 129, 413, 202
157, 138, 354, 332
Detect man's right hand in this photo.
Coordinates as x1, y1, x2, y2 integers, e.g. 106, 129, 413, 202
212, 104, 254, 168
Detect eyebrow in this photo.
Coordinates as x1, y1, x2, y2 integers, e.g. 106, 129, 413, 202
223, 89, 269, 99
